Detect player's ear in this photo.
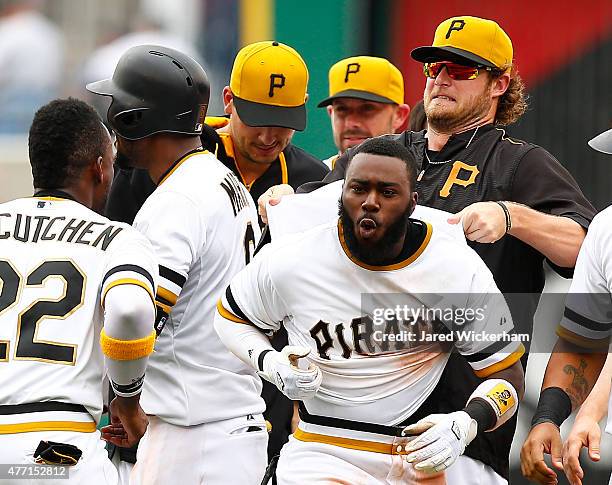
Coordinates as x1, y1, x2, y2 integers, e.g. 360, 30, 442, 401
222, 87, 233, 115
491, 72, 511, 99
394, 104, 411, 133
408, 191, 418, 216
93, 156, 104, 184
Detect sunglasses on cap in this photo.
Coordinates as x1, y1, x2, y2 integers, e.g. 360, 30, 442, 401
423, 61, 493, 81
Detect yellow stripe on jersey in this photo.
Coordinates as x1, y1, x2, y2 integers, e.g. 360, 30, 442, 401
156, 300, 172, 315
0, 421, 96, 434
293, 428, 408, 455
338, 221, 433, 271
157, 286, 178, 306
556, 326, 610, 350
100, 329, 156, 361
279, 152, 289, 185
32, 197, 69, 202
102, 279, 155, 307
205, 116, 230, 130
473, 343, 525, 378
331, 155, 339, 170
218, 132, 288, 189
216, 299, 250, 324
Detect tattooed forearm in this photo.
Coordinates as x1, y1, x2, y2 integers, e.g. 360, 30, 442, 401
563, 359, 589, 410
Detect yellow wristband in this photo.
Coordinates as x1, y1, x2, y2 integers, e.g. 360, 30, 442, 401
100, 329, 156, 361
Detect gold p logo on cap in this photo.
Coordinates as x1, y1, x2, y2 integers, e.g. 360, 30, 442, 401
318, 56, 404, 107
411, 16, 513, 71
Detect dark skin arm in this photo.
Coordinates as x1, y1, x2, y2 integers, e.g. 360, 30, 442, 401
488, 360, 525, 403
521, 337, 608, 485
100, 395, 148, 447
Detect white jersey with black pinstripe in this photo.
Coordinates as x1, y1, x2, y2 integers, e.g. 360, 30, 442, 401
219, 220, 524, 425
0, 194, 157, 432
133, 149, 265, 426
556, 208, 612, 432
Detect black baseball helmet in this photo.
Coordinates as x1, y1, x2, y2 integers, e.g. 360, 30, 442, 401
86, 45, 210, 140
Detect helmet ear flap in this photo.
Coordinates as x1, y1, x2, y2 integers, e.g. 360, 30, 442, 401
110, 107, 150, 137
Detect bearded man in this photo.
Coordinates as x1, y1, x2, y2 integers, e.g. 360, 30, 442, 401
257, 16, 596, 484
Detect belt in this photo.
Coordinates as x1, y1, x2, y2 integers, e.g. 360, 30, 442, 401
293, 428, 410, 455
298, 403, 406, 437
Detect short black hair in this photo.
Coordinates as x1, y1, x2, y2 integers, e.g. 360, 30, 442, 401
347, 136, 418, 189
29, 98, 108, 189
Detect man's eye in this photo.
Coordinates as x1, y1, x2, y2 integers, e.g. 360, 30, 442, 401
383, 189, 396, 196
351, 186, 364, 193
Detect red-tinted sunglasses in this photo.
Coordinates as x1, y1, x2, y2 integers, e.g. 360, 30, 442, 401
423, 61, 492, 81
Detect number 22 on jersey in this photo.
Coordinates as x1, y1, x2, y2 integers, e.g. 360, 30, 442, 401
0, 259, 85, 365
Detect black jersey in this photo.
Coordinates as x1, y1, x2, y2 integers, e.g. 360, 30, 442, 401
298, 124, 596, 479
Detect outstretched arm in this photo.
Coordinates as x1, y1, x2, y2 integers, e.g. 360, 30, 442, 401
448, 202, 585, 268
562, 352, 612, 485
520, 338, 607, 485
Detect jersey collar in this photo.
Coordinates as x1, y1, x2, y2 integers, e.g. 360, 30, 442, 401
33, 189, 78, 202
157, 148, 206, 186
425, 123, 495, 163
215, 133, 288, 190
337, 219, 432, 271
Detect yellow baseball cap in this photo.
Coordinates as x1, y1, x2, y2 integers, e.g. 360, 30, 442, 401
411, 16, 513, 70
318, 56, 404, 107
230, 41, 308, 131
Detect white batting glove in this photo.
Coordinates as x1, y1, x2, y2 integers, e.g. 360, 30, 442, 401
402, 411, 478, 473
258, 346, 322, 400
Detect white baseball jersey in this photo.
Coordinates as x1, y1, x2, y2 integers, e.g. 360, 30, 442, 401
267, 179, 465, 243
556, 207, 612, 433
134, 149, 264, 426
0, 194, 157, 432
221, 219, 524, 425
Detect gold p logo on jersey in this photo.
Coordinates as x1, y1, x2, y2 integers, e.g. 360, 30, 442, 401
439, 161, 479, 198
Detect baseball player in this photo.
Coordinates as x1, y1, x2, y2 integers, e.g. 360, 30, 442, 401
101, 40, 328, 464
319, 56, 410, 168
216, 137, 525, 484
0, 98, 158, 484
256, 17, 596, 482
87, 45, 267, 484
259, 55, 409, 221
521, 128, 612, 485
104, 41, 328, 227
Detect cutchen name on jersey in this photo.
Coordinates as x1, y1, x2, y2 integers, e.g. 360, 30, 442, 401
0, 210, 122, 250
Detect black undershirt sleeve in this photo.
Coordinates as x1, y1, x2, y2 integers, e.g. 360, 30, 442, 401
509, 147, 596, 275
509, 147, 595, 229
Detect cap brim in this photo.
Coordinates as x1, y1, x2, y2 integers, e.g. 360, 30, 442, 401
588, 128, 612, 154
317, 89, 397, 108
86, 78, 116, 96
410, 46, 496, 68
233, 97, 306, 131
